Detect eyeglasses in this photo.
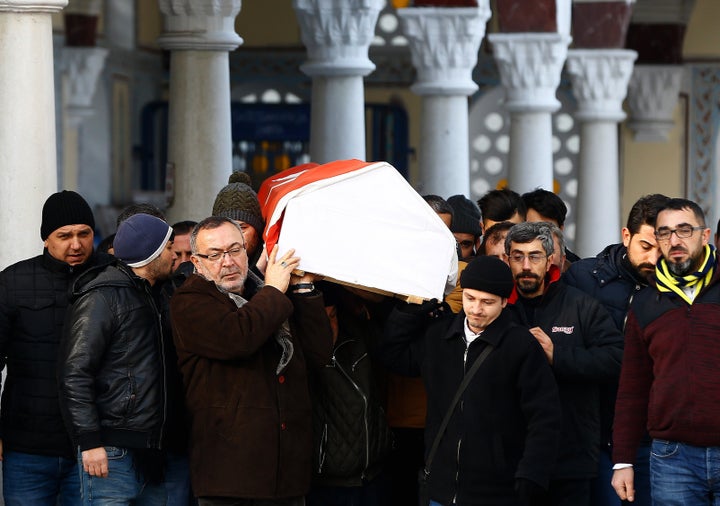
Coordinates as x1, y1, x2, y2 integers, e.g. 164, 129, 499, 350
654, 225, 705, 242
195, 247, 244, 263
457, 240, 475, 249
508, 252, 548, 264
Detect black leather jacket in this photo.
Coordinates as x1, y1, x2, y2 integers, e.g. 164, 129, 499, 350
58, 260, 168, 452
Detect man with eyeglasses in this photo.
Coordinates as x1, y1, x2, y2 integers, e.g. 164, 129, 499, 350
504, 221, 623, 506
612, 198, 720, 505
169, 216, 333, 506
564, 193, 670, 506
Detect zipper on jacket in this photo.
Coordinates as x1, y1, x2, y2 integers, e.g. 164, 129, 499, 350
145, 285, 167, 449
318, 423, 328, 473
332, 340, 372, 477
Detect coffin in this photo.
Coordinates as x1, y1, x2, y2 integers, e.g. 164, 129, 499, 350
258, 159, 458, 301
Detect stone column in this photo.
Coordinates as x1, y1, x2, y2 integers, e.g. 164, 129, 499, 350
489, 33, 571, 193
61, 47, 108, 191
293, 0, 383, 164
398, 4, 491, 196
626, 65, 684, 142
158, 0, 242, 223
0, 0, 67, 268
566, 49, 637, 257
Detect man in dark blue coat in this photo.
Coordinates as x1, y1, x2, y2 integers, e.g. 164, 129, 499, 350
563, 194, 669, 506
383, 256, 561, 506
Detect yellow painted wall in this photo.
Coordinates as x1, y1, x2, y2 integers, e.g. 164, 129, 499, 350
620, 100, 686, 220
683, 0, 720, 59
236, 1, 301, 47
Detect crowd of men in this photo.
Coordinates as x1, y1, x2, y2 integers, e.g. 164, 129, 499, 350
1, 176, 719, 506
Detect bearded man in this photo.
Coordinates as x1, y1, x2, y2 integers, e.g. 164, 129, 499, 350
504, 221, 623, 506
612, 198, 720, 506
564, 194, 670, 506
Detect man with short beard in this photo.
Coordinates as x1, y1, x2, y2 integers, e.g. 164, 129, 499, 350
564, 194, 669, 506
58, 213, 178, 505
504, 222, 623, 506
612, 198, 720, 506
169, 217, 333, 505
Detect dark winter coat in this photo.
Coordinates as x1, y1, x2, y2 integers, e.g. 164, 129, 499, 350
309, 307, 392, 487
509, 269, 623, 480
58, 261, 168, 452
170, 274, 334, 499
563, 243, 648, 446
382, 307, 561, 506
563, 243, 648, 331
0, 249, 111, 458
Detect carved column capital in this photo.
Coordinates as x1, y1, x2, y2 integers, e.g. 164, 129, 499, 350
566, 49, 637, 122
157, 0, 243, 51
293, 0, 383, 77
397, 4, 491, 96
0, 0, 66, 11
61, 46, 108, 127
626, 64, 684, 142
489, 32, 571, 113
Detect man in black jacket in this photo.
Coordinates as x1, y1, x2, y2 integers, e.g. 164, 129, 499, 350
383, 256, 561, 506
563, 194, 669, 506
0, 190, 109, 506
505, 221, 623, 506
58, 213, 176, 505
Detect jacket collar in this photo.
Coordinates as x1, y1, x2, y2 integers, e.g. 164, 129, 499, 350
508, 263, 562, 304
442, 308, 514, 348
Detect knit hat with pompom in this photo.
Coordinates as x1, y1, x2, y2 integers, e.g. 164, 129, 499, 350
211, 172, 265, 235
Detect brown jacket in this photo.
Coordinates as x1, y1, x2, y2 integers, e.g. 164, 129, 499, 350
170, 274, 333, 499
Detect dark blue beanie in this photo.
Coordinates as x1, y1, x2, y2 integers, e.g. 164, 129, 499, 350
114, 214, 172, 268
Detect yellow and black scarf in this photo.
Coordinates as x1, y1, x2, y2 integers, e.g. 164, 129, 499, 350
655, 244, 717, 304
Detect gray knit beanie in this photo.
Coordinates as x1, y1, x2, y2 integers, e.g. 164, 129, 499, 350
212, 172, 265, 235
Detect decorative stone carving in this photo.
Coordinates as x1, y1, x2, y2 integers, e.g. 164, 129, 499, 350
489, 32, 571, 112
157, 0, 242, 51
397, 5, 491, 95
293, 0, 383, 77
62, 46, 108, 127
566, 49, 637, 121
0, 0, 66, 12
626, 64, 684, 142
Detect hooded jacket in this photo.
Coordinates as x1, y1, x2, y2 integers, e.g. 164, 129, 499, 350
0, 249, 112, 458
58, 260, 168, 452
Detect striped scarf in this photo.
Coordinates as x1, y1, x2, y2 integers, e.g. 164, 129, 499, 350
655, 244, 717, 304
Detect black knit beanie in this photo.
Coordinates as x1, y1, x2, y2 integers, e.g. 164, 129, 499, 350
212, 172, 265, 235
41, 190, 95, 240
447, 195, 482, 236
460, 255, 514, 298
